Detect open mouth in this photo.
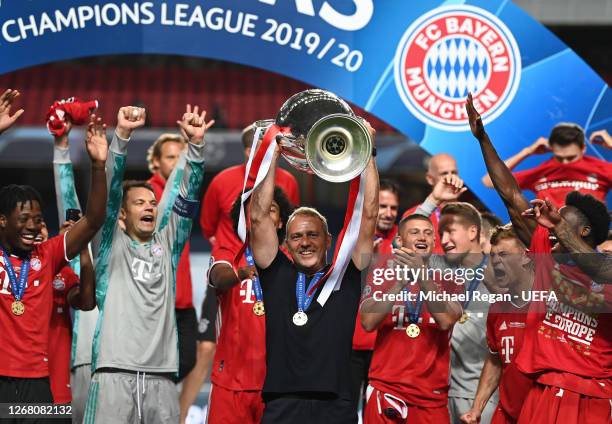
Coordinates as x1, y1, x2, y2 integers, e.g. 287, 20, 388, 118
443, 244, 456, 253
493, 267, 507, 279
20, 233, 36, 245
414, 242, 429, 251
34, 234, 45, 243
140, 215, 154, 224
298, 250, 316, 258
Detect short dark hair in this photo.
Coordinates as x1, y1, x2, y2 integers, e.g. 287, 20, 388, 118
481, 211, 502, 237
548, 123, 585, 148
0, 184, 43, 217
242, 124, 257, 149
398, 214, 432, 234
380, 179, 400, 198
230, 187, 295, 241
564, 191, 609, 246
122, 180, 155, 206
440, 202, 482, 240
490, 224, 525, 248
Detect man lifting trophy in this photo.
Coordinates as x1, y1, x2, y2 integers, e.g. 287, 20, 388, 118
243, 88, 379, 423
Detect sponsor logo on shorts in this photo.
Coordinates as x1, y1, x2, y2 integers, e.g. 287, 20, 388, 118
394, 5, 521, 131
198, 318, 210, 334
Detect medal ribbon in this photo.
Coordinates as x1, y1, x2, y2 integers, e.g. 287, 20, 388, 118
296, 271, 325, 313
245, 247, 263, 303
462, 254, 488, 310
1, 249, 30, 302
403, 287, 424, 324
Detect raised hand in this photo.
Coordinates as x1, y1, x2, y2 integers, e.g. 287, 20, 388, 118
176, 104, 215, 145
392, 247, 425, 285
0, 89, 25, 134
527, 137, 550, 155
466, 93, 484, 141
431, 174, 467, 204
116, 106, 146, 139
589, 129, 612, 149
521, 198, 562, 229
85, 114, 108, 165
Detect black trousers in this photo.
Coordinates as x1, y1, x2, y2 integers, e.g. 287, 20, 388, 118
262, 395, 357, 424
0, 377, 63, 423
176, 307, 198, 382
349, 349, 373, 416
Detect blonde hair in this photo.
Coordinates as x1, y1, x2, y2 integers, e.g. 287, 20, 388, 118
146, 133, 186, 173
286, 206, 330, 238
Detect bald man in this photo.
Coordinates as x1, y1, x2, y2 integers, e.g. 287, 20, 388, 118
401, 153, 465, 253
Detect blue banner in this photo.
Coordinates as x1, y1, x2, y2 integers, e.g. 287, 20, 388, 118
1, 0, 610, 218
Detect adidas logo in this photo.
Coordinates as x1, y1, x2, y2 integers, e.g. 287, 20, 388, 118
499, 321, 507, 331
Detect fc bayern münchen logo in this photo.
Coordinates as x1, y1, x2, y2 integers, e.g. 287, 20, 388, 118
394, 5, 521, 131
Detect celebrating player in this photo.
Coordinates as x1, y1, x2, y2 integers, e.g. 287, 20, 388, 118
467, 93, 611, 423
0, 110, 107, 405
82, 105, 212, 423
360, 214, 462, 423
460, 225, 534, 424
249, 124, 378, 423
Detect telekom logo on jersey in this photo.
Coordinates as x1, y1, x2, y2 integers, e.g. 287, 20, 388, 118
240, 279, 256, 304
501, 336, 514, 364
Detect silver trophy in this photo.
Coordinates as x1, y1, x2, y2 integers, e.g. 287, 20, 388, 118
254, 89, 372, 183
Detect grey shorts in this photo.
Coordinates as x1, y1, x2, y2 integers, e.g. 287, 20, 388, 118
71, 364, 92, 424
83, 370, 179, 424
448, 396, 497, 424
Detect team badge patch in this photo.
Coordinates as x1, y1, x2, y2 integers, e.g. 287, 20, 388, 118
394, 5, 521, 131
151, 244, 163, 257
31, 257, 41, 271
52, 275, 66, 291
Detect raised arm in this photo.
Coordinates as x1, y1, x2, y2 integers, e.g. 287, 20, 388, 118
466, 94, 535, 246
460, 353, 502, 424
352, 122, 379, 271
160, 105, 213, 259
59, 221, 96, 311
414, 174, 466, 217
250, 145, 280, 269
64, 115, 107, 260
481, 137, 549, 187
0, 89, 24, 135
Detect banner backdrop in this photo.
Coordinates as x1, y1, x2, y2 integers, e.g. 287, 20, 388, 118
1, 0, 610, 218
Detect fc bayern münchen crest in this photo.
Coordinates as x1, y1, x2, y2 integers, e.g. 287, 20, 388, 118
52, 276, 65, 291
394, 5, 521, 131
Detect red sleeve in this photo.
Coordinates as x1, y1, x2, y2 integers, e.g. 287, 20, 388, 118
210, 244, 235, 265
59, 266, 80, 293
486, 311, 498, 353
40, 235, 68, 276
529, 225, 551, 254
401, 204, 419, 220
513, 161, 549, 191
200, 178, 221, 241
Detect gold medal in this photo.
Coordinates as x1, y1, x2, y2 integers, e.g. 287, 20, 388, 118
459, 312, 469, 324
253, 301, 265, 316
11, 300, 25, 316
405, 323, 420, 338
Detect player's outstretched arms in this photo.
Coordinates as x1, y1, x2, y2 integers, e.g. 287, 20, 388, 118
65, 115, 107, 259
466, 93, 535, 246
0, 89, 24, 135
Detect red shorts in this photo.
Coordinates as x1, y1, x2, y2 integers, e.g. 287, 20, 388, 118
363, 386, 449, 424
517, 382, 611, 424
207, 384, 264, 424
491, 405, 516, 424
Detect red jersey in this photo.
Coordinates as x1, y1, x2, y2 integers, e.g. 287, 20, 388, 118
486, 301, 533, 419
365, 274, 459, 407
0, 235, 67, 378
515, 226, 612, 398
48, 266, 79, 404
513, 155, 612, 207
209, 245, 267, 391
200, 164, 300, 253
402, 204, 443, 254
148, 172, 193, 309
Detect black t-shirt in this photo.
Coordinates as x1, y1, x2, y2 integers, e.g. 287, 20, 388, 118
257, 250, 362, 400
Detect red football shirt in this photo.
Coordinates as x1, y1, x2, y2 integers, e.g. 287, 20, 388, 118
365, 273, 459, 407
209, 245, 266, 391
200, 164, 300, 253
513, 155, 612, 207
486, 301, 533, 419
402, 204, 443, 254
515, 226, 612, 397
148, 172, 193, 309
0, 235, 67, 378
48, 266, 79, 404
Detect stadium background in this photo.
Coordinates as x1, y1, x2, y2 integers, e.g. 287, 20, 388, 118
0, 0, 610, 420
